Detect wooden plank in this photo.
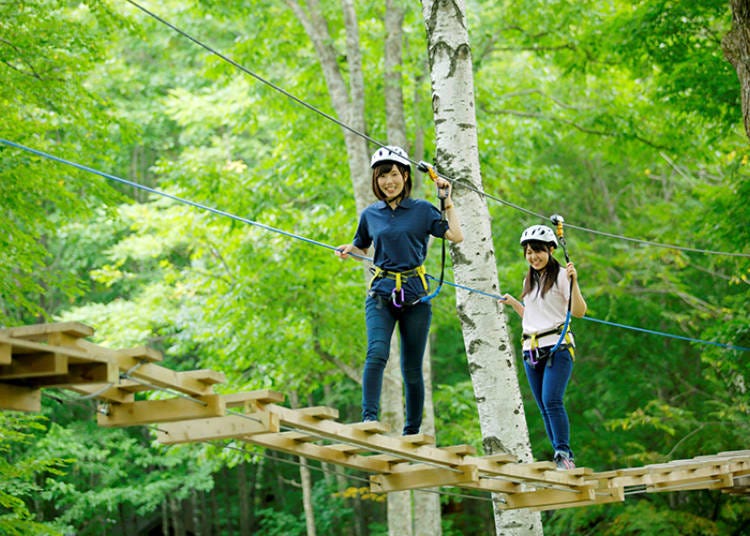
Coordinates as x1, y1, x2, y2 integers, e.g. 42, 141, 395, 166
0, 334, 97, 361
296, 406, 339, 420
115, 355, 221, 396
349, 421, 390, 434
222, 390, 285, 407
246, 432, 395, 474
117, 346, 163, 363
327, 444, 369, 455
503, 486, 596, 510
0, 322, 94, 340
13, 362, 119, 388
157, 411, 280, 444
371, 465, 478, 493
178, 369, 225, 386
454, 476, 521, 494
529, 487, 625, 512
480, 460, 586, 487
441, 444, 477, 456
0, 343, 11, 365
0, 383, 41, 411
97, 394, 225, 427
483, 453, 519, 464
69, 383, 136, 404
263, 403, 587, 488
647, 473, 734, 493
401, 433, 435, 446
0, 353, 68, 379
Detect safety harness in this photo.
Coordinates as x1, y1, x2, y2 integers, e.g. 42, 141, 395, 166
522, 324, 575, 367
369, 265, 429, 308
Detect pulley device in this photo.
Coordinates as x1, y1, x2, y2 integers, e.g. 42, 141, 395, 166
416, 160, 448, 303
549, 214, 572, 354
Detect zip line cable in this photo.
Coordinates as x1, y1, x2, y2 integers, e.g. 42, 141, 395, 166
123, 0, 750, 259
2, 138, 748, 353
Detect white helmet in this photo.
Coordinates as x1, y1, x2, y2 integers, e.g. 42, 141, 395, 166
370, 145, 410, 168
520, 225, 558, 247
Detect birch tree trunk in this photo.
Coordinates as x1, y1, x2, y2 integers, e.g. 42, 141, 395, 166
290, 391, 317, 536
419, 1, 542, 534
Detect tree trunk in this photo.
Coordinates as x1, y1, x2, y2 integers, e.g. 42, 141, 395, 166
419, 1, 542, 534
723, 0, 750, 140
414, 341, 441, 536
170, 496, 185, 536
383, 335, 412, 536
291, 391, 318, 536
238, 461, 251, 535
161, 500, 169, 536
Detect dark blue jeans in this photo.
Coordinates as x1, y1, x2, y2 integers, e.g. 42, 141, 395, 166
523, 346, 574, 458
362, 294, 432, 435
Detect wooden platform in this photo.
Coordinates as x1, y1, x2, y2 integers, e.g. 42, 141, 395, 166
2, 322, 748, 511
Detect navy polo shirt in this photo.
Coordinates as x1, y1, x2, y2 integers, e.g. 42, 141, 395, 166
352, 198, 449, 301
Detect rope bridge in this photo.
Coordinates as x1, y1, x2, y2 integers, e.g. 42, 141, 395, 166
1, 322, 747, 512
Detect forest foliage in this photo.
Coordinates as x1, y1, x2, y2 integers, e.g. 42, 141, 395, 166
1, 0, 748, 534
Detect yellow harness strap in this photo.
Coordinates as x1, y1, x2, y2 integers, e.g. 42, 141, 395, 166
369, 265, 428, 292
523, 325, 575, 361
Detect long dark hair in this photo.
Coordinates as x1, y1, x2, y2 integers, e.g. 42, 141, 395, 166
521, 241, 561, 299
371, 162, 412, 201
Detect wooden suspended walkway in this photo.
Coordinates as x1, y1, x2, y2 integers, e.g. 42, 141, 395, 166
2, 322, 748, 511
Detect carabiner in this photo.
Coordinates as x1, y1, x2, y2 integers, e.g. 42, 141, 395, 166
391, 287, 404, 308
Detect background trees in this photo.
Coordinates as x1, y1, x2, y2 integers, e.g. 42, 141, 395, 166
1, 0, 748, 534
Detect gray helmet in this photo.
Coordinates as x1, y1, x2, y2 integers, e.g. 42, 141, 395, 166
370, 146, 410, 168
520, 225, 558, 247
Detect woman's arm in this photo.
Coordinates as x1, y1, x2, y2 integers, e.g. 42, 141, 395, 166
502, 294, 524, 318
437, 178, 463, 243
335, 244, 369, 260
566, 262, 587, 317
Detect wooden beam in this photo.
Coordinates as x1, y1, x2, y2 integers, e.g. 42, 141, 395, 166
262, 403, 587, 489
117, 346, 163, 363
0, 383, 41, 411
457, 477, 521, 494
245, 432, 393, 474
503, 486, 596, 510
115, 355, 223, 396
69, 383, 135, 404
528, 486, 625, 512
13, 362, 119, 388
0, 334, 95, 360
97, 394, 225, 427
0, 343, 11, 365
0, 322, 94, 341
222, 390, 285, 408
0, 353, 68, 379
157, 411, 280, 444
370, 464, 478, 492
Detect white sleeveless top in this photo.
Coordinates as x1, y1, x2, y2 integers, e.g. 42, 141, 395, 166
521, 266, 575, 351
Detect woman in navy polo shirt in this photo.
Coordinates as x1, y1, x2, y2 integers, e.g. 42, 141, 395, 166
336, 146, 463, 435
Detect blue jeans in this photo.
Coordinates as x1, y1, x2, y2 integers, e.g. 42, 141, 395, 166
362, 294, 432, 435
523, 346, 574, 458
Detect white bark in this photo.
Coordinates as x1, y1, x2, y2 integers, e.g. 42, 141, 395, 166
420, 1, 542, 534
383, 336, 412, 536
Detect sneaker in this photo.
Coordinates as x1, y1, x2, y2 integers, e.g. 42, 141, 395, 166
553, 451, 576, 470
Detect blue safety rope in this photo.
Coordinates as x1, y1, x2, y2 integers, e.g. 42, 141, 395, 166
2, 138, 748, 353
